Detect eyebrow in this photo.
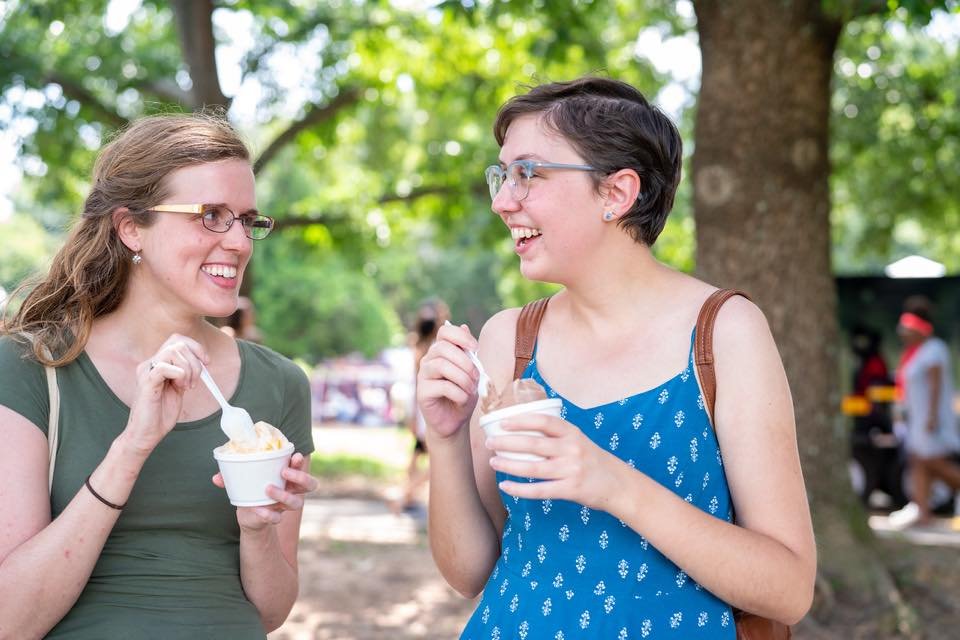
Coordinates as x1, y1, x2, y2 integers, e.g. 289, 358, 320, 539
208, 202, 261, 216
496, 153, 547, 167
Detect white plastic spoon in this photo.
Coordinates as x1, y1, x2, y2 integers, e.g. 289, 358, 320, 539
444, 320, 492, 399
200, 365, 258, 443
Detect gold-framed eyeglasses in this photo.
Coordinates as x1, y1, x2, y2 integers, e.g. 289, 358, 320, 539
147, 204, 275, 240
484, 160, 597, 201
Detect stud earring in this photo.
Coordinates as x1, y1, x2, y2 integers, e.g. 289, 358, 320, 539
132, 252, 142, 265
602, 211, 615, 222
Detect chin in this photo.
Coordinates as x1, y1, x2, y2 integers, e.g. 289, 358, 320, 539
519, 260, 561, 285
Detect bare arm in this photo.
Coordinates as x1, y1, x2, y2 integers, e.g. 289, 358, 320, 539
926, 364, 942, 431
619, 297, 815, 622
236, 453, 312, 632
0, 410, 152, 639
423, 311, 516, 597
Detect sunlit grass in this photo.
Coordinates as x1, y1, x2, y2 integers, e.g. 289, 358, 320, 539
309, 453, 399, 479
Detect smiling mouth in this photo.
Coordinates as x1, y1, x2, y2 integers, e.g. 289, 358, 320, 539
201, 265, 238, 279
511, 226, 542, 246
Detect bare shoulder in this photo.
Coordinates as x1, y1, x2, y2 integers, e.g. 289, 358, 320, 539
711, 293, 784, 378
712, 294, 771, 344
477, 307, 522, 384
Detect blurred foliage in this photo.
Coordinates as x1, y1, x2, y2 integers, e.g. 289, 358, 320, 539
0, 212, 57, 293
832, 7, 960, 273
1, 0, 957, 359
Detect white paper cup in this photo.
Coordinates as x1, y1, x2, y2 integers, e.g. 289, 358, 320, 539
479, 398, 562, 461
213, 441, 295, 507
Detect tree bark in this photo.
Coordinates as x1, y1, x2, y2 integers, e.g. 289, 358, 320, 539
170, 0, 229, 110
692, 0, 882, 602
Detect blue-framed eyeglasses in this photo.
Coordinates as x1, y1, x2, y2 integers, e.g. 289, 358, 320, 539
484, 160, 597, 201
146, 203, 275, 240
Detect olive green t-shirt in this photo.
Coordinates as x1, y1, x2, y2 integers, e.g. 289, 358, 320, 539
0, 336, 314, 639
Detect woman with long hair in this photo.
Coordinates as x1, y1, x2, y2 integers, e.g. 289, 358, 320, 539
0, 113, 316, 638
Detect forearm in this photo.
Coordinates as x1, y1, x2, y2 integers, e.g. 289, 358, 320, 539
239, 526, 298, 632
0, 435, 147, 638
608, 462, 814, 624
927, 366, 942, 426
426, 426, 501, 597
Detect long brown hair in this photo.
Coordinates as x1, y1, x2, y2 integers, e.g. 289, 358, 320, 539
1, 112, 250, 366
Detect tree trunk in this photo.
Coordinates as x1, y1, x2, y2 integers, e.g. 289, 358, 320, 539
170, 0, 229, 110
692, 0, 882, 603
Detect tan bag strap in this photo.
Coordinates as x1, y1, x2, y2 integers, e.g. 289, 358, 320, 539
19, 334, 59, 491
513, 297, 551, 380
694, 288, 751, 423
45, 360, 60, 492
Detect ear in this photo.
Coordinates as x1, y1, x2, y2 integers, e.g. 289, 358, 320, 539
602, 168, 642, 218
112, 207, 142, 253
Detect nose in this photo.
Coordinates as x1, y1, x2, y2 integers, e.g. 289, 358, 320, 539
221, 217, 252, 251
491, 182, 521, 217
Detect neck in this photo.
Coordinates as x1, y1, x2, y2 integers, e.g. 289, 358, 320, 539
556, 239, 678, 334
92, 286, 214, 361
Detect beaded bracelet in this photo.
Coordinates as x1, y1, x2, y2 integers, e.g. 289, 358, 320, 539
84, 475, 125, 510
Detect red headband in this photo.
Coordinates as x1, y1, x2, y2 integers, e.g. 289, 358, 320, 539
899, 312, 933, 336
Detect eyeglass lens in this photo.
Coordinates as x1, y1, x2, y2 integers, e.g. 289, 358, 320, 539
485, 163, 532, 201
202, 205, 273, 240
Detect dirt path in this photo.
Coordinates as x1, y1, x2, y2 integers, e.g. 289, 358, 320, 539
269, 496, 476, 640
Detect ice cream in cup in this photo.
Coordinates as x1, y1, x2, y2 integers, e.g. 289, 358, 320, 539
213, 421, 294, 507
479, 379, 562, 461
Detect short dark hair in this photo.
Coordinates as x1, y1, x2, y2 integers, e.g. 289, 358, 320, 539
493, 76, 682, 246
903, 295, 934, 322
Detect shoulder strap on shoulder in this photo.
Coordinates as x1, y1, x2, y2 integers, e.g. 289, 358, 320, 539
17, 333, 59, 491
694, 289, 751, 422
46, 362, 59, 492
514, 297, 551, 380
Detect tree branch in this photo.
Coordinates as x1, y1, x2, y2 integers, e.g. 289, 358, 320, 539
253, 87, 362, 174
378, 186, 454, 204
273, 185, 457, 229
44, 73, 129, 129
138, 79, 194, 108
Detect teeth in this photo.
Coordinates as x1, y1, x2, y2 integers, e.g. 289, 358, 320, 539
202, 265, 237, 279
511, 227, 542, 241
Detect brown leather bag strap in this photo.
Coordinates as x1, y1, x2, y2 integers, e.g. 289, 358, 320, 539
514, 297, 551, 380
695, 288, 751, 423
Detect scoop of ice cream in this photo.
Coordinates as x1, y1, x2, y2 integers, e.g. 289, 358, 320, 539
481, 378, 548, 414
222, 421, 289, 454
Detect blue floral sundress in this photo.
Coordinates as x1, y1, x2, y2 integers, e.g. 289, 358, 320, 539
460, 330, 736, 639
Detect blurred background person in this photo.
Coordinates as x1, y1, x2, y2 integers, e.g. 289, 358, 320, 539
888, 295, 960, 528
219, 295, 262, 343
395, 298, 449, 514
847, 325, 905, 509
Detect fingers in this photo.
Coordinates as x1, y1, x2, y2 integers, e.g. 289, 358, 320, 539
211, 473, 225, 488
497, 478, 563, 500
140, 334, 210, 391
265, 484, 304, 510
486, 433, 555, 459
280, 465, 319, 494
421, 340, 477, 383
250, 506, 283, 525
139, 360, 187, 387
500, 413, 567, 436
437, 321, 479, 353
418, 379, 473, 407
